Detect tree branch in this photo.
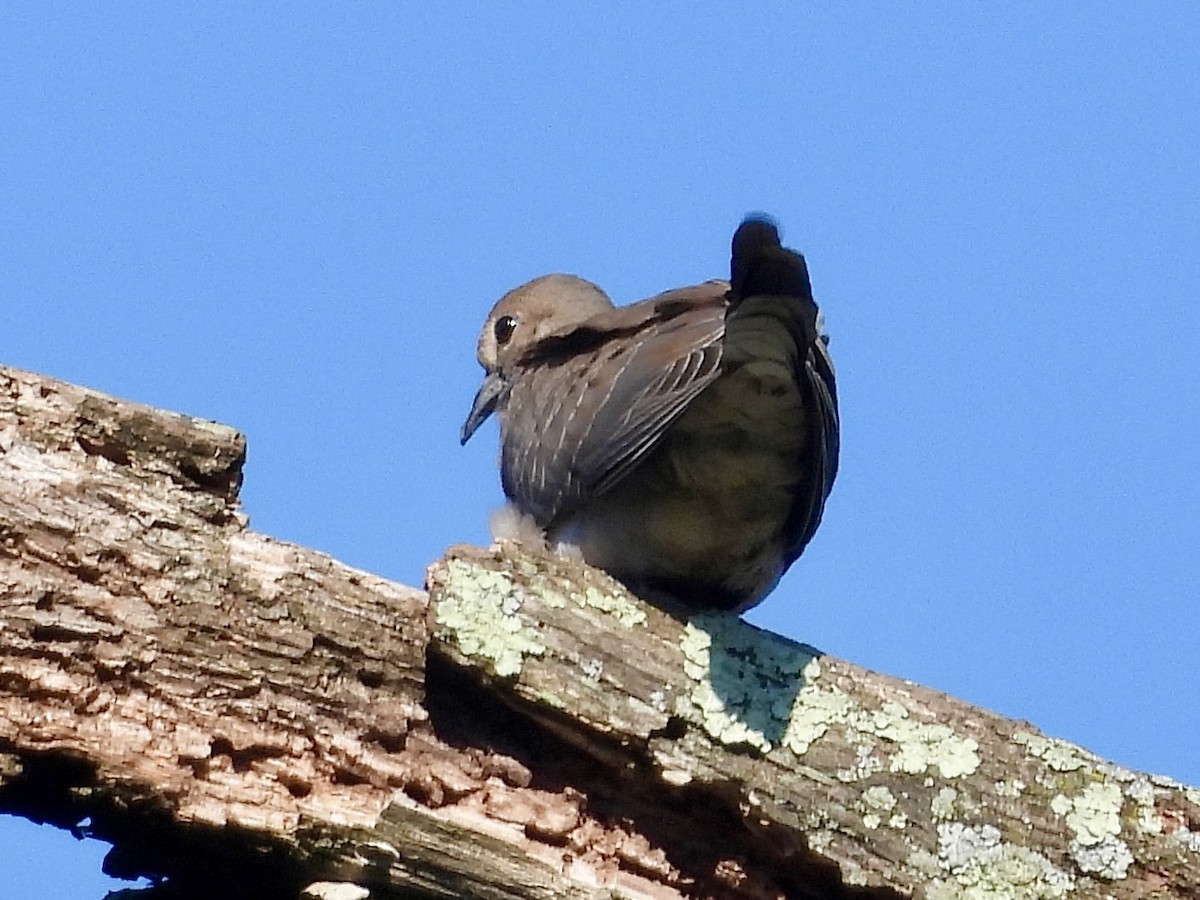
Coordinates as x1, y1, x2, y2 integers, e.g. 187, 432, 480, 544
1, 364, 1197, 899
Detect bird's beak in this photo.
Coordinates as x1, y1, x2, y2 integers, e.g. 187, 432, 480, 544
460, 371, 506, 445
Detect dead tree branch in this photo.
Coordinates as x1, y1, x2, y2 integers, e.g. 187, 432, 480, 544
1, 364, 1197, 899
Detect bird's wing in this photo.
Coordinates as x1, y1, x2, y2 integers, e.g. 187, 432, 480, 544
783, 326, 840, 563
499, 282, 728, 527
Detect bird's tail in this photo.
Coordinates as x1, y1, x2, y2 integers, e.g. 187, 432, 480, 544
729, 215, 814, 305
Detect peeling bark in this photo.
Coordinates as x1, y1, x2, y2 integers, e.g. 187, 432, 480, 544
1, 364, 1198, 900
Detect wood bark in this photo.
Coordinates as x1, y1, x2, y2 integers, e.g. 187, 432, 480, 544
1, 363, 1197, 900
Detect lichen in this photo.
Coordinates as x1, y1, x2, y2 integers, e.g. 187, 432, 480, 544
580, 584, 646, 626
931, 787, 958, 820
862, 785, 897, 813
663, 629, 985, 781
1068, 837, 1134, 880
1062, 782, 1123, 845
1013, 731, 1090, 773
435, 560, 544, 677
836, 742, 883, 782
783, 676, 855, 755
925, 822, 1074, 899
1049, 794, 1073, 817
872, 702, 981, 778
994, 779, 1025, 798
859, 785, 899, 831
807, 827, 835, 855
1053, 781, 1133, 879
677, 614, 818, 752
1174, 828, 1200, 853
1127, 777, 1162, 835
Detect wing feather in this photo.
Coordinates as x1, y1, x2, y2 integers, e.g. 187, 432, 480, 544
499, 283, 727, 526
783, 328, 840, 562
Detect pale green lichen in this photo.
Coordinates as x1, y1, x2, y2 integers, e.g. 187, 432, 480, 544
925, 822, 1074, 900
908, 847, 942, 878
1013, 731, 1090, 772
1062, 782, 1123, 845
842, 864, 871, 886
862, 785, 897, 813
677, 614, 818, 753
931, 787, 958, 820
676, 612, 983, 783
1127, 777, 1162, 835
785, 678, 982, 782
512, 556, 541, 578
1054, 781, 1133, 879
783, 678, 855, 755
872, 702, 981, 778
1136, 803, 1163, 836
580, 584, 646, 626
806, 828, 835, 855
859, 785, 899, 832
836, 743, 883, 782
1175, 828, 1200, 853
436, 560, 544, 677
680, 641, 985, 781
994, 779, 1025, 798
1049, 794, 1073, 817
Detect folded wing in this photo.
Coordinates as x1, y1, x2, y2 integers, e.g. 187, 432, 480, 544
499, 282, 728, 527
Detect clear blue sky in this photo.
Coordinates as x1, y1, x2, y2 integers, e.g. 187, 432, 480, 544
3, 4, 1197, 896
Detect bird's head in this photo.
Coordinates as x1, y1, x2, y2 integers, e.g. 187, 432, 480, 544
462, 274, 613, 444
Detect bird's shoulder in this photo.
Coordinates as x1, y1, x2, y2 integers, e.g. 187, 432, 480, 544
515, 280, 729, 369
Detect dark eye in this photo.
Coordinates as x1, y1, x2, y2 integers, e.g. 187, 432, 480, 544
493, 315, 517, 345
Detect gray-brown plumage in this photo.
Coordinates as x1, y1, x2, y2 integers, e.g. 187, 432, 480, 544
461, 216, 838, 611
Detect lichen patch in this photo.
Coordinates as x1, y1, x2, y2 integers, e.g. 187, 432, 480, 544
927, 822, 1074, 900
580, 584, 647, 627
677, 614, 818, 753
435, 560, 544, 677
1052, 781, 1133, 879
1013, 731, 1092, 773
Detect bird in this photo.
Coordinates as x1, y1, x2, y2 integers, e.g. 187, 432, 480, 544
460, 216, 839, 612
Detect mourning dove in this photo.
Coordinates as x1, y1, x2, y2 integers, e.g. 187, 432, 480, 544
461, 216, 838, 611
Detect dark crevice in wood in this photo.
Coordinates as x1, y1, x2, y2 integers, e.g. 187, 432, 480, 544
208, 737, 288, 773
0, 746, 304, 900
76, 434, 134, 467
424, 647, 904, 900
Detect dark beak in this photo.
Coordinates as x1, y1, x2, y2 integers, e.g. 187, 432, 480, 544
460, 371, 506, 445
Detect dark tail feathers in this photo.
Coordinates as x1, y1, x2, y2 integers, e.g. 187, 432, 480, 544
730, 215, 812, 303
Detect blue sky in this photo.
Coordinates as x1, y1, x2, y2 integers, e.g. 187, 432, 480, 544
3, 4, 1198, 896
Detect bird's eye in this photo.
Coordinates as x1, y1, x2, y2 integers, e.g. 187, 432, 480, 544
493, 315, 517, 345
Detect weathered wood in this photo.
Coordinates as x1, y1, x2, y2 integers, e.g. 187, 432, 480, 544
1, 363, 1198, 899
